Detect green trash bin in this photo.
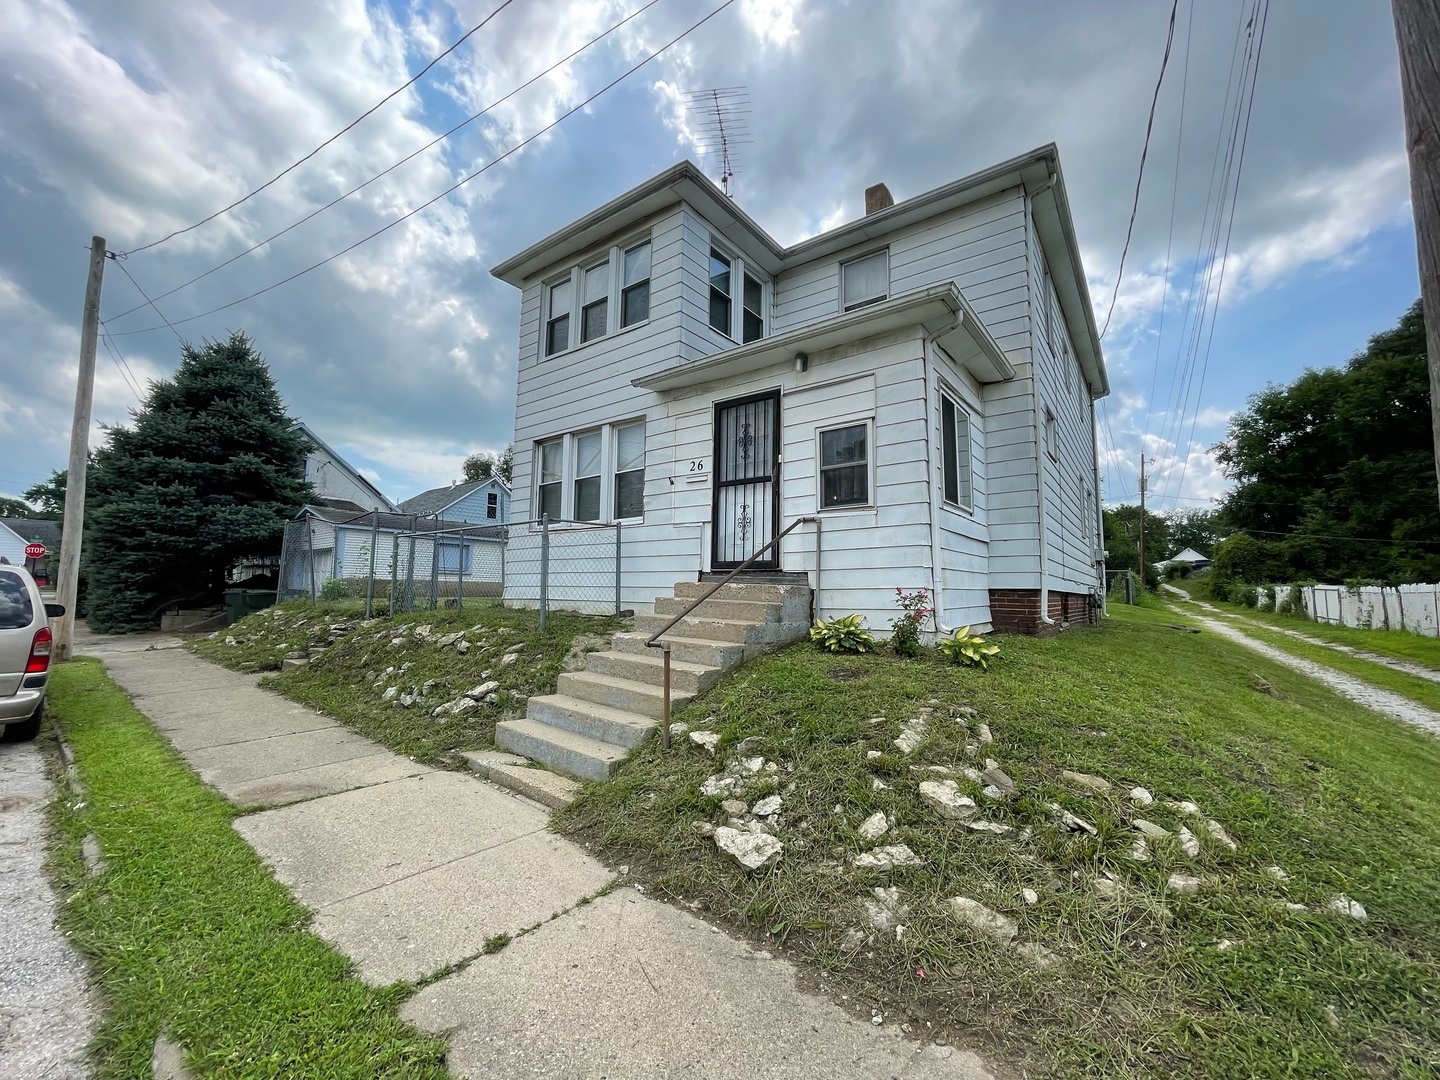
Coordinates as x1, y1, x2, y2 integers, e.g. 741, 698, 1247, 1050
223, 589, 246, 625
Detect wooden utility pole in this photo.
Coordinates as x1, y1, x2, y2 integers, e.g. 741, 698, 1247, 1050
1392, 0, 1440, 508
1138, 455, 1147, 590
53, 236, 106, 662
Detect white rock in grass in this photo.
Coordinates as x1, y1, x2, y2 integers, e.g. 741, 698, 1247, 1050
946, 897, 1017, 943
1178, 827, 1201, 859
1167, 873, 1203, 894
1266, 865, 1290, 882
1133, 819, 1169, 839
981, 785, 1005, 801
1129, 837, 1151, 862
1166, 799, 1203, 817
1015, 941, 1061, 968
1061, 770, 1111, 794
1021, 888, 1040, 905
691, 821, 716, 838
499, 652, 520, 667
860, 886, 909, 932
964, 820, 1015, 837
1284, 902, 1308, 912
1047, 803, 1097, 836
977, 723, 994, 745
894, 718, 929, 755
382, 686, 398, 702
720, 799, 748, 817
714, 826, 782, 871
853, 844, 921, 871
872, 778, 889, 791
753, 794, 783, 817
690, 731, 721, 755
1092, 875, 1123, 899
700, 775, 738, 798
866, 750, 883, 761
1328, 895, 1367, 920
1205, 820, 1238, 851
734, 756, 765, 776
1129, 786, 1155, 806
919, 780, 977, 821
981, 764, 1016, 795
436, 632, 464, 649
857, 811, 890, 842
466, 681, 500, 700
451, 698, 478, 716
456, 640, 471, 655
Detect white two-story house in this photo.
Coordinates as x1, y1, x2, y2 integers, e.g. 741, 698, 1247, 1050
491, 144, 1109, 636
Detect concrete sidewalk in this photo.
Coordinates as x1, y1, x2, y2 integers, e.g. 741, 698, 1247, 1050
94, 640, 994, 1079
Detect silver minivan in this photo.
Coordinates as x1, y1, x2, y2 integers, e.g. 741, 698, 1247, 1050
0, 564, 62, 743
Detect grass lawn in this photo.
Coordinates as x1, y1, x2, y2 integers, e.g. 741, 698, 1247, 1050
45, 659, 450, 1079
1193, 608, 1440, 713
559, 603, 1440, 1079
1202, 599, 1440, 672
188, 600, 618, 765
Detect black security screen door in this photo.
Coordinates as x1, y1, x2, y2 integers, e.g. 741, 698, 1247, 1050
712, 390, 780, 569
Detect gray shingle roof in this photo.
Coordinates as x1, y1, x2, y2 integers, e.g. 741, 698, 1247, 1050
1, 518, 61, 550
397, 480, 489, 517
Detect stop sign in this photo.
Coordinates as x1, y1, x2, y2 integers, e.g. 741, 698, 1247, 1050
24, 542, 46, 560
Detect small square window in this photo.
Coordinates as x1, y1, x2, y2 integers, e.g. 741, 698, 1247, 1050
842, 250, 888, 311
709, 248, 733, 335
819, 424, 869, 508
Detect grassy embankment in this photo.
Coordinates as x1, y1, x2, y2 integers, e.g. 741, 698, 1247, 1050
561, 602, 1440, 1079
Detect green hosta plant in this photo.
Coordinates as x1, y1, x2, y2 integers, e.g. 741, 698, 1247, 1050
810, 614, 876, 654
940, 625, 1000, 669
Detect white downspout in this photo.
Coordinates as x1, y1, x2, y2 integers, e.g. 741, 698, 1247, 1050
1090, 392, 1107, 618
1026, 181, 1057, 631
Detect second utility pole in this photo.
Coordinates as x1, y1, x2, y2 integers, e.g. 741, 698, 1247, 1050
53, 236, 107, 662
1138, 455, 1147, 590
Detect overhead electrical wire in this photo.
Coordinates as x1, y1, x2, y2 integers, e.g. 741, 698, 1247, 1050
119, 0, 522, 255
1167, 0, 1270, 505
104, 0, 669, 324
111, 0, 740, 338
110, 255, 186, 344
100, 328, 145, 402
1099, 0, 1180, 341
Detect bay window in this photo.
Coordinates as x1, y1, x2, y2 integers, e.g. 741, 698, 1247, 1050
940, 393, 973, 510
707, 241, 768, 342
622, 241, 650, 327
709, 248, 732, 334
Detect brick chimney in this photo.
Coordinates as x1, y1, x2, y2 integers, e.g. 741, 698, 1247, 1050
865, 182, 894, 215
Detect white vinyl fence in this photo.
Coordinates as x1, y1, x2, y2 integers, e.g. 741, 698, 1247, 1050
1256, 584, 1440, 637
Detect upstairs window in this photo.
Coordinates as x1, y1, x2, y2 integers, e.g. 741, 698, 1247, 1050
1044, 408, 1058, 461
545, 279, 572, 356
621, 241, 651, 327
537, 439, 563, 519
842, 250, 888, 311
742, 273, 764, 343
614, 422, 645, 519
573, 430, 603, 521
486, 491, 498, 519
940, 394, 973, 510
819, 423, 870, 508
709, 248, 732, 335
581, 262, 609, 342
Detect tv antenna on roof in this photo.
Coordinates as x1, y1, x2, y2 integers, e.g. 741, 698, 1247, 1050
682, 87, 751, 198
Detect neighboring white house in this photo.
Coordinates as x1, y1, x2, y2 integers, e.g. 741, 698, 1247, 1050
397, 477, 511, 525
1164, 547, 1212, 571
295, 421, 398, 513
0, 520, 30, 566
491, 146, 1109, 635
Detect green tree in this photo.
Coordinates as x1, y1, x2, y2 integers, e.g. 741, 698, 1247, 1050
23, 469, 67, 519
1161, 506, 1227, 557
0, 496, 37, 517
84, 333, 315, 633
1214, 300, 1440, 583
462, 444, 513, 485
1103, 504, 1171, 589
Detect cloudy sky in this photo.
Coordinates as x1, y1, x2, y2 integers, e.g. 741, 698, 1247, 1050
0, 0, 1415, 512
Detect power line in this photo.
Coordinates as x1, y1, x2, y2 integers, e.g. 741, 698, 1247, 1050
1099, 0, 1180, 340
104, 0, 669, 324
1169, 0, 1271, 503
109, 255, 186, 344
120, 0, 522, 256
111, 0, 740, 338
99, 327, 145, 402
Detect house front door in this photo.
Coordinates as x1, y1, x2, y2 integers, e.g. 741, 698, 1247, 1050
711, 390, 780, 570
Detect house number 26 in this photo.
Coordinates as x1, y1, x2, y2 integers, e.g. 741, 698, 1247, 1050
688, 459, 707, 473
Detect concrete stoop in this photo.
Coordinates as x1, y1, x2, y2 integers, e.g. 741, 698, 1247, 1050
493, 581, 811, 785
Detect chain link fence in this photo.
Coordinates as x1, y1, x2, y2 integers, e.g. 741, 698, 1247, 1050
278, 510, 623, 626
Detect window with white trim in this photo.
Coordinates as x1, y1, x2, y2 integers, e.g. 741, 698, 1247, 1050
542, 237, 651, 357
705, 241, 768, 342
613, 422, 645, 519
537, 439, 562, 519
940, 393, 973, 510
532, 421, 646, 523
1044, 407, 1058, 461
486, 491, 498, 519
842, 249, 888, 311
819, 422, 870, 508
573, 429, 603, 521
437, 540, 472, 573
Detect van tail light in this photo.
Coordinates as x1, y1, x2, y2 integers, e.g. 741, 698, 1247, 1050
27, 626, 52, 674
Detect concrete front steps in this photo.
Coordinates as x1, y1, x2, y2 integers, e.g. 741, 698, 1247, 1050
494, 581, 811, 784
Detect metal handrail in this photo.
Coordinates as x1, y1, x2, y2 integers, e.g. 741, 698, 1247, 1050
647, 515, 818, 748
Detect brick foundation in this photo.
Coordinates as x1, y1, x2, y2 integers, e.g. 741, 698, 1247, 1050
988, 588, 1099, 636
